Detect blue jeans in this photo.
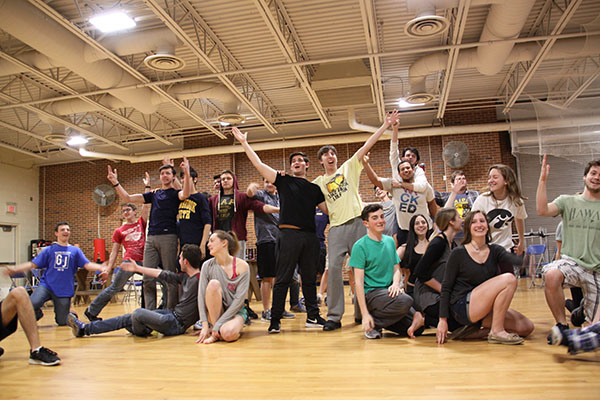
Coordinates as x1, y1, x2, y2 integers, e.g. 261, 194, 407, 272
87, 266, 135, 317
29, 285, 72, 326
86, 308, 185, 337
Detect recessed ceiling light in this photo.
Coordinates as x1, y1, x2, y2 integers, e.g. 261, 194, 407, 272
90, 11, 136, 33
67, 136, 88, 146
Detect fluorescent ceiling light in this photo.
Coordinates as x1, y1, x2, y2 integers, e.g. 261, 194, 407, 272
398, 98, 425, 109
67, 136, 88, 146
90, 11, 136, 33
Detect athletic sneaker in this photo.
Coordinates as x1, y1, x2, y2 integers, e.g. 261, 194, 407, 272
549, 324, 568, 346
364, 328, 382, 339
290, 304, 306, 313
245, 303, 258, 320
268, 320, 281, 334
323, 320, 342, 331
193, 320, 203, 330
84, 307, 102, 322
282, 310, 296, 319
261, 309, 271, 322
317, 293, 323, 306
305, 315, 327, 328
29, 347, 61, 366
67, 312, 86, 337
547, 322, 569, 345
570, 305, 585, 327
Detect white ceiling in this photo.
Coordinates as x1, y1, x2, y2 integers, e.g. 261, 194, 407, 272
0, 0, 599, 168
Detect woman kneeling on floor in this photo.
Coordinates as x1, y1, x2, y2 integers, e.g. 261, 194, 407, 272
437, 211, 534, 345
197, 230, 249, 344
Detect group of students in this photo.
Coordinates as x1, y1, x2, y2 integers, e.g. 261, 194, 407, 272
1, 111, 600, 366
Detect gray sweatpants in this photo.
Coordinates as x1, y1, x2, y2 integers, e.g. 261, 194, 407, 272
365, 288, 413, 330
327, 217, 366, 322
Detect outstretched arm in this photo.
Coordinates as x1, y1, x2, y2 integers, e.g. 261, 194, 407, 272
390, 122, 400, 180
178, 156, 192, 201
362, 154, 384, 190
106, 242, 121, 271
120, 260, 162, 279
355, 110, 399, 161
536, 155, 559, 217
141, 172, 151, 221
107, 165, 145, 203
247, 182, 260, 198
232, 127, 277, 183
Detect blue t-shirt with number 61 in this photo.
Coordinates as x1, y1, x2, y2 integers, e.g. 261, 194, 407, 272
32, 244, 90, 297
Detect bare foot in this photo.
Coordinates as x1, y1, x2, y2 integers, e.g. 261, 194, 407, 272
203, 336, 219, 344
407, 311, 425, 339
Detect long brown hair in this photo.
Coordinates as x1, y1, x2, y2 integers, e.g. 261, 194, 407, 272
435, 208, 459, 232
485, 164, 527, 206
462, 211, 491, 245
212, 230, 240, 256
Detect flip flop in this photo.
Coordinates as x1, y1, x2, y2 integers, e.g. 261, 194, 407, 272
487, 332, 524, 345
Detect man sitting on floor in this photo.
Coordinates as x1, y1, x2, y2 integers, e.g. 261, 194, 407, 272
0, 269, 61, 365
351, 204, 419, 339
68, 244, 201, 338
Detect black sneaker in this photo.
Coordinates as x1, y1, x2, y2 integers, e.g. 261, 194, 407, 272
570, 305, 585, 327
67, 312, 86, 337
323, 320, 342, 331
29, 347, 61, 366
305, 315, 327, 328
547, 323, 568, 344
268, 320, 281, 334
245, 304, 258, 320
549, 324, 569, 347
565, 299, 576, 312
0, 347, 4, 357
84, 308, 102, 322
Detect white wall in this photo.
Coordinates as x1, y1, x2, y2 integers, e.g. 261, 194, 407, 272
0, 162, 39, 264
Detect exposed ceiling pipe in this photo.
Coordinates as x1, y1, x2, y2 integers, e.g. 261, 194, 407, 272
0, 27, 180, 76
476, 0, 536, 76
78, 110, 600, 163
49, 96, 126, 116
409, 36, 600, 94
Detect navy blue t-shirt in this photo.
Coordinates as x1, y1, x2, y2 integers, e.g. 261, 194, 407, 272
143, 188, 180, 235
178, 192, 212, 245
315, 208, 329, 248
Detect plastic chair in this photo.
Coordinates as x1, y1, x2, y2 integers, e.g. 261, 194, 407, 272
527, 244, 548, 288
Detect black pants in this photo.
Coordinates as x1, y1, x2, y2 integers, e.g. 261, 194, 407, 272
272, 229, 320, 322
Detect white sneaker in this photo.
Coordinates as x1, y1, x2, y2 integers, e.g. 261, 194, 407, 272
364, 328, 382, 339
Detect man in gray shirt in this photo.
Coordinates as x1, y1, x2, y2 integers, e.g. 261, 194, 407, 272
67, 244, 202, 337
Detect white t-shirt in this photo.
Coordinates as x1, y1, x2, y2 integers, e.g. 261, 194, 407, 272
381, 178, 434, 230
472, 193, 527, 250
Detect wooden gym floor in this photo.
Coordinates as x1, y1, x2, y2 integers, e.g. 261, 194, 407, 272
0, 279, 598, 400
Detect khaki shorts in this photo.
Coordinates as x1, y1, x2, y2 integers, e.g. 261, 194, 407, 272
543, 256, 600, 323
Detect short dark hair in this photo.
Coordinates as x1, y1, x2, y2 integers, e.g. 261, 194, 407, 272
402, 146, 420, 163
289, 151, 309, 165
213, 174, 221, 180
180, 244, 202, 269
450, 170, 465, 183
397, 158, 414, 173
120, 203, 137, 211
54, 221, 69, 232
181, 167, 198, 179
584, 159, 600, 176
159, 164, 176, 176
317, 145, 337, 161
361, 203, 383, 221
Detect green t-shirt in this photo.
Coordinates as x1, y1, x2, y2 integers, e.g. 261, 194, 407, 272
313, 154, 363, 227
554, 194, 600, 270
349, 234, 400, 293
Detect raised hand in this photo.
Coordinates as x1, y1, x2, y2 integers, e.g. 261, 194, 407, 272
107, 165, 118, 185
180, 156, 190, 174
232, 127, 247, 144
162, 156, 174, 167
143, 172, 150, 187
539, 154, 550, 182
363, 152, 370, 164
385, 109, 400, 126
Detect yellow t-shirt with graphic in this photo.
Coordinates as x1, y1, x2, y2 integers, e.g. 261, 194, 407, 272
313, 154, 363, 227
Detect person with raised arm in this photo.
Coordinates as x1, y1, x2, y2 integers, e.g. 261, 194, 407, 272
231, 126, 327, 334
196, 231, 249, 344
107, 157, 191, 310
537, 156, 600, 340
313, 110, 400, 331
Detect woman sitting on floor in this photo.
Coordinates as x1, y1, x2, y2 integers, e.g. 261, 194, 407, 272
197, 230, 249, 344
437, 211, 534, 345
397, 214, 429, 298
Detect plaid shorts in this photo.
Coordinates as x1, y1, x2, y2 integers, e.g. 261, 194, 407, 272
543, 256, 600, 323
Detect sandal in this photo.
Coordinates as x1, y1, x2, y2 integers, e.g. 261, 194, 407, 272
487, 332, 524, 345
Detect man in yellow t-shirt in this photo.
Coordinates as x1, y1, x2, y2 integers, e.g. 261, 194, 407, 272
313, 110, 399, 331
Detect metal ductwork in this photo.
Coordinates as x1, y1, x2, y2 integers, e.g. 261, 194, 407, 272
408, 36, 600, 96
406, 0, 535, 102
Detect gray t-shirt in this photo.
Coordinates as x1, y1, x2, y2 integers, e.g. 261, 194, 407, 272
381, 200, 397, 237
252, 189, 280, 244
158, 270, 199, 330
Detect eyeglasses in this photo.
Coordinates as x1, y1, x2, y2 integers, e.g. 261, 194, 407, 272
121, 208, 133, 214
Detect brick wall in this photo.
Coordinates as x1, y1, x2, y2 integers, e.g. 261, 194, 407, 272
39, 111, 514, 260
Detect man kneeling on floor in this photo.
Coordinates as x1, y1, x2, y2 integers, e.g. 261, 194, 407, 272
351, 204, 420, 339
68, 244, 201, 338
